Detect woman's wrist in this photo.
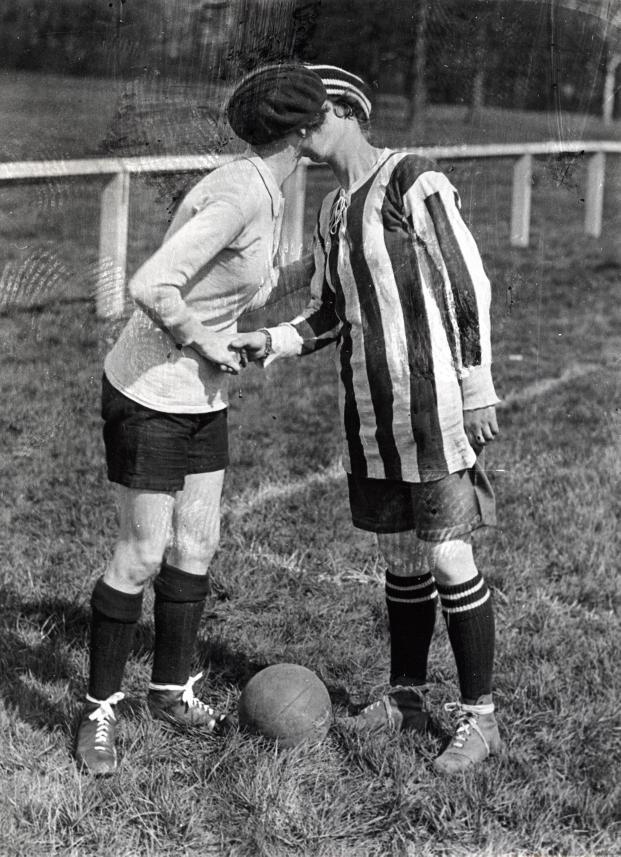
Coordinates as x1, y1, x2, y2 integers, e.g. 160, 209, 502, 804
258, 328, 273, 358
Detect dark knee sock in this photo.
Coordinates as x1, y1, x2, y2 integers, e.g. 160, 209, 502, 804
385, 570, 437, 687
437, 571, 495, 703
150, 562, 209, 686
88, 577, 143, 700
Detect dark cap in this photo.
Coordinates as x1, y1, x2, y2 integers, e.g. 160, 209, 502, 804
227, 63, 327, 146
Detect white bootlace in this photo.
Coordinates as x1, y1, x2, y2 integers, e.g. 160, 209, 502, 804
85, 692, 125, 747
149, 672, 215, 715
444, 701, 493, 752
181, 673, 214, 713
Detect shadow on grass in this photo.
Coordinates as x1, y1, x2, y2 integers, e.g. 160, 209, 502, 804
0, 589, 87, 730
0, 585, 155, 731
0, 584, 354, 735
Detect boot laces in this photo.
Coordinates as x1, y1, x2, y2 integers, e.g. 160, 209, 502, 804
86, 692, 124, 746
444, 702, 489, 752
363, 685, 423, 723
180, 673, 215, 715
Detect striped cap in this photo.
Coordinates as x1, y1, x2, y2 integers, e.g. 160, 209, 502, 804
305, 64, 372, 119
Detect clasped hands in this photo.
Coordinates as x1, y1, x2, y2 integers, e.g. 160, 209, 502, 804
191, 328, 499, 452
189, 329, 269, 375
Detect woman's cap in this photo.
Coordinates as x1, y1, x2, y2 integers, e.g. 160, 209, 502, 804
305, 64, 372, 120
226, 63, 327, 146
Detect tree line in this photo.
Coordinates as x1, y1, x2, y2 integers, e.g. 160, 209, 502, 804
1, 0, 618, 121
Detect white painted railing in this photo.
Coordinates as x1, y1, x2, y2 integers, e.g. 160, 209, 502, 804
0, 141, 617, 318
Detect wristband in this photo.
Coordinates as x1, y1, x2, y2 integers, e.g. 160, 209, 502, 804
258, 328, 273, 357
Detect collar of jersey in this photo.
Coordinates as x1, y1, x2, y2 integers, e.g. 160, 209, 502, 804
243, 156, 283, 217
340, 148, 394, 196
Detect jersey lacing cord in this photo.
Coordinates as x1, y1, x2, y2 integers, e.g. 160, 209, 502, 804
329, 192, 350, 235
85, 691, 125, 747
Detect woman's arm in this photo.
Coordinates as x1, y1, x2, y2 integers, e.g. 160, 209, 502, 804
241, 253, 316, 315
231, 225, 341, 364
129, 198, 249, 373
405, 171, 499, 411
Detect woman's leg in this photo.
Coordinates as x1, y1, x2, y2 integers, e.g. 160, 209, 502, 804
427, 536, 494, 706
377, 530, 438, 688
89, 487, 175, 700
427, 537, 500, 773
77, 487, 174, 774
150, 470, 224, 689
343, 531, 436, 733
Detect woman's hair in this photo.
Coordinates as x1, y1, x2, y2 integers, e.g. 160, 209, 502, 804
332, 97, 372, 136
305, 64, 373, 118
304, 64, 373, 136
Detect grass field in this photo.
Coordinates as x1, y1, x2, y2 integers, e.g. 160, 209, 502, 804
0, 72, 620, 857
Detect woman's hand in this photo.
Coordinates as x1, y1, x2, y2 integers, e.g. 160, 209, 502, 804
190, 329, 241, 374
229, 331, 269, 366
463, 406, 499, 452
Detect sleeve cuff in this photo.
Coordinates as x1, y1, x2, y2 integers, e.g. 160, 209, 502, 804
461, 365, 500, 410
263, 323, 304, 366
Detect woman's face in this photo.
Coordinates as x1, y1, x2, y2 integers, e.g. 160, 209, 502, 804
300, 101, 344, 162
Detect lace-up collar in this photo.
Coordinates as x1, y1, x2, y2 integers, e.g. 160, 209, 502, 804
328, 148, 394, 235
329, 191, 350, 234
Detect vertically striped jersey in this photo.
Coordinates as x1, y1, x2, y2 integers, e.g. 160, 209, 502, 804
268, 149, 499, 483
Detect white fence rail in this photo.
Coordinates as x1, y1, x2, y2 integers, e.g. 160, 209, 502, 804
0, 141, 617, 318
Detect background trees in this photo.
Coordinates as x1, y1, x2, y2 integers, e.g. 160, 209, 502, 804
0, 0, 619, 121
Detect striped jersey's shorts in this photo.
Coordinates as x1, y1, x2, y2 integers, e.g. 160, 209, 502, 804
347, 457, 496, 539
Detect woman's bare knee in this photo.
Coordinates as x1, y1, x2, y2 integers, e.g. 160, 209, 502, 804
105, 539, 165, 592
429, 538, 477, 585
105, 487, 174, 592
168, 530, 220, 573
377, 531, 431, 577
170, 471, 224, 573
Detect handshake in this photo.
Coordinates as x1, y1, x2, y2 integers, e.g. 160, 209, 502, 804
188, 328, 272, 375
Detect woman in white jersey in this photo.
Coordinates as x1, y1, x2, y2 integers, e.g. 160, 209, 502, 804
75, 65, 328, 775
232, 65, 502, 774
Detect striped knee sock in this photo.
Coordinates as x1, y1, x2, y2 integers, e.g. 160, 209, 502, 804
385, 570, 437, 687
437, 571, 495, 704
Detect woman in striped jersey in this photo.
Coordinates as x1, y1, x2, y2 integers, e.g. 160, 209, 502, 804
232, 64, 502, 773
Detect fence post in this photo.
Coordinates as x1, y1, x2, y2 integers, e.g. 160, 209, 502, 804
280, 162, 307, 262
584, 152, 605, 238
510, 154, 532, 248
96, 170, 130, 319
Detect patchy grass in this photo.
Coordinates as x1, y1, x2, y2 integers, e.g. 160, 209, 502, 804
0, 72, 620, 856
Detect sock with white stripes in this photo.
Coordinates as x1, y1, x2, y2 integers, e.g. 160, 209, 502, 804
88, 577, 143, 700
151, 562, 210, 686
385, 570, 438, 686
437, 571, 495, 704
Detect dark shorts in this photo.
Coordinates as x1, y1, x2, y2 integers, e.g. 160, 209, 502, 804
102, 374, 229, 492
347, 457, 496, 540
